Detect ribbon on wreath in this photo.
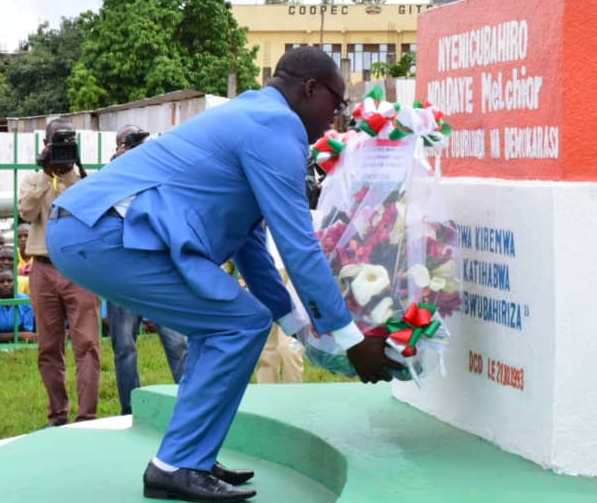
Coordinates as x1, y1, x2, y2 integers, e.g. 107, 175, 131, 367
352, 86, 399, 138
311, 133, 347, 173
389, 100, 453, 145
386, 302, 441, 357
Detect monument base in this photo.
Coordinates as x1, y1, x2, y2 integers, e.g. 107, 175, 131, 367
393, 177, 597, 477
1, 383, 597, 502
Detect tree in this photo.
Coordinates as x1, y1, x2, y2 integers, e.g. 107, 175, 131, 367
1, 13, 95, 116
68, 0, 259, 111
0, 71, 15, 117
67, 62, 107, 111
371, 52, 416, 79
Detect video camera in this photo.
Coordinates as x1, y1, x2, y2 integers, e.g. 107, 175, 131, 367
36, 129, 79, 169
123, 131, 150, 150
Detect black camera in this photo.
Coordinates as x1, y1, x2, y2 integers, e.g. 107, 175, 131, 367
123, 131, 149, 150
36, 129, 78, 169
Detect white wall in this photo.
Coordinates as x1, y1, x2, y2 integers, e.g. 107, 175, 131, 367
0, 131, 116, 198
392, 177, 597, 476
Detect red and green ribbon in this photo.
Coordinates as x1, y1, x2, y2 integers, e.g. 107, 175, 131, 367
389, 100, 453, 144
353, 85, 398, 138
387, 302, 441, 357
359, 112, 391, 137
311, 134, 346, 173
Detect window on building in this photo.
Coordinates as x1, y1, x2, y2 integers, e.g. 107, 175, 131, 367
347, 44, 396, 72
401, 43, 417, 55
285, 43, 342, 67
285, 43, 309, 52
313, 43, 342, 66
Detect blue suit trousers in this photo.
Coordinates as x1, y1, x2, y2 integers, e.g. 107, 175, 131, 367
47, 213, 272, 470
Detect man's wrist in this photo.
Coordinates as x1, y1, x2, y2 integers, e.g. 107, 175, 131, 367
331, 321, 364, 351
276, 310, 307, 337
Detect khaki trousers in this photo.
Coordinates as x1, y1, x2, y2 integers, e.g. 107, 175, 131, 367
30, 259, 100, 424
256, 324, 304, 383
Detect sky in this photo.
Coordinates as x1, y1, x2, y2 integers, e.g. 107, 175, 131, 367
0, 0, 431, 52
0, 0, 103, 52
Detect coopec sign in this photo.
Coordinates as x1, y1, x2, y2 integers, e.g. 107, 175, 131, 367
287, 4, 432, 15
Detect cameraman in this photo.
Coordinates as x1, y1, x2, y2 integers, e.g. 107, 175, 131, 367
19, 118, 100, 426
108, 124, 187, 415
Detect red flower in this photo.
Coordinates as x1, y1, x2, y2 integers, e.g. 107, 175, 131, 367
353, 186, 369, 203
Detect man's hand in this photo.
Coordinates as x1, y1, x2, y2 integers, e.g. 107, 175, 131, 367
346, 336, 404, 383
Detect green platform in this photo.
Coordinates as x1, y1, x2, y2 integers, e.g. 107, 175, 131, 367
1, 383, 596, 502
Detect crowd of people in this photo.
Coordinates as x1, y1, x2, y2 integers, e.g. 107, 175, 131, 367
7, 118, 304, 427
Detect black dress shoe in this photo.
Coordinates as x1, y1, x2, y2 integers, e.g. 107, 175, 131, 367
143, 462, 256, 502
212, 461, 255, 486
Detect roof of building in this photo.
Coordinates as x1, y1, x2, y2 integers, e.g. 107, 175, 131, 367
94, 89, 205, 114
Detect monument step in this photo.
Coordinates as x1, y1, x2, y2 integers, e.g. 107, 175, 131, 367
0, 383, 596, 502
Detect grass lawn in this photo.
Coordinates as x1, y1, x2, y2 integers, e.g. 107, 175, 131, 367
0, 334, 354, 440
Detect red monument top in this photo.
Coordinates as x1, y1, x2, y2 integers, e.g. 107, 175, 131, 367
416, 0, 597, 181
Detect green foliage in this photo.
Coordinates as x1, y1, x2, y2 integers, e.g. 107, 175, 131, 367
0, 71, 15, 117
0, 334, 354, 439
68, 0, 259, 111
0, 0, 259, 116
0, 14, 96, 116
67, 62, 108, 111
371, 52, 416, 79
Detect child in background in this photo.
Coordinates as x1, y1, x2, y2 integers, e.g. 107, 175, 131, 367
17, 224, 33, 295
0, 269, 36, 342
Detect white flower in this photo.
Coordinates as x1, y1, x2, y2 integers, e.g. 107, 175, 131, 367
338, 264, 364, 296
369, 297, 394, 325
351, 264, 390, 306
409, 260, 458, 293
407, 264, 431, 288
429, 276, 447, 292
389, 202, 407, 244
339, 264, 364, 280
432, 259, 456, 279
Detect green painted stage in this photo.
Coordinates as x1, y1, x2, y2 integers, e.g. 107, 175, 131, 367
1, 383, 596, 502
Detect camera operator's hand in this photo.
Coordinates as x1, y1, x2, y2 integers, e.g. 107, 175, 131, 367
39, 146, 74, 177
50, 163, 74, 176
347, 336, 405, 383
38, 147, 54, 177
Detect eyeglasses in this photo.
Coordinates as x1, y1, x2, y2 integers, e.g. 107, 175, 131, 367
278, 69, 349, 115
320, 81, 349, 115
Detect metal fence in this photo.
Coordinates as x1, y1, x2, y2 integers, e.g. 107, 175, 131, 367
0, 131, 115, 345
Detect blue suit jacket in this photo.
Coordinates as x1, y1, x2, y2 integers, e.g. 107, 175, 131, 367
55, 87, 352, 334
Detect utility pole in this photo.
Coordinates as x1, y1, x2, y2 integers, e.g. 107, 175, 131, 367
319, 0, 331, 45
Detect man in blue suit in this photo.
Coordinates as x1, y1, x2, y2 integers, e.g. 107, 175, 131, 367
47, 48, 400, 502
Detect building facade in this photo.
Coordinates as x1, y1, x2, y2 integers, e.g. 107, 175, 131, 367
231, 2, 433, 84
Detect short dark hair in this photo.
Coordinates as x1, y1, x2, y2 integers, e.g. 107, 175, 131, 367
274, 46, 339, 83
45, 118, 74, 141
116, 124, 142, 146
